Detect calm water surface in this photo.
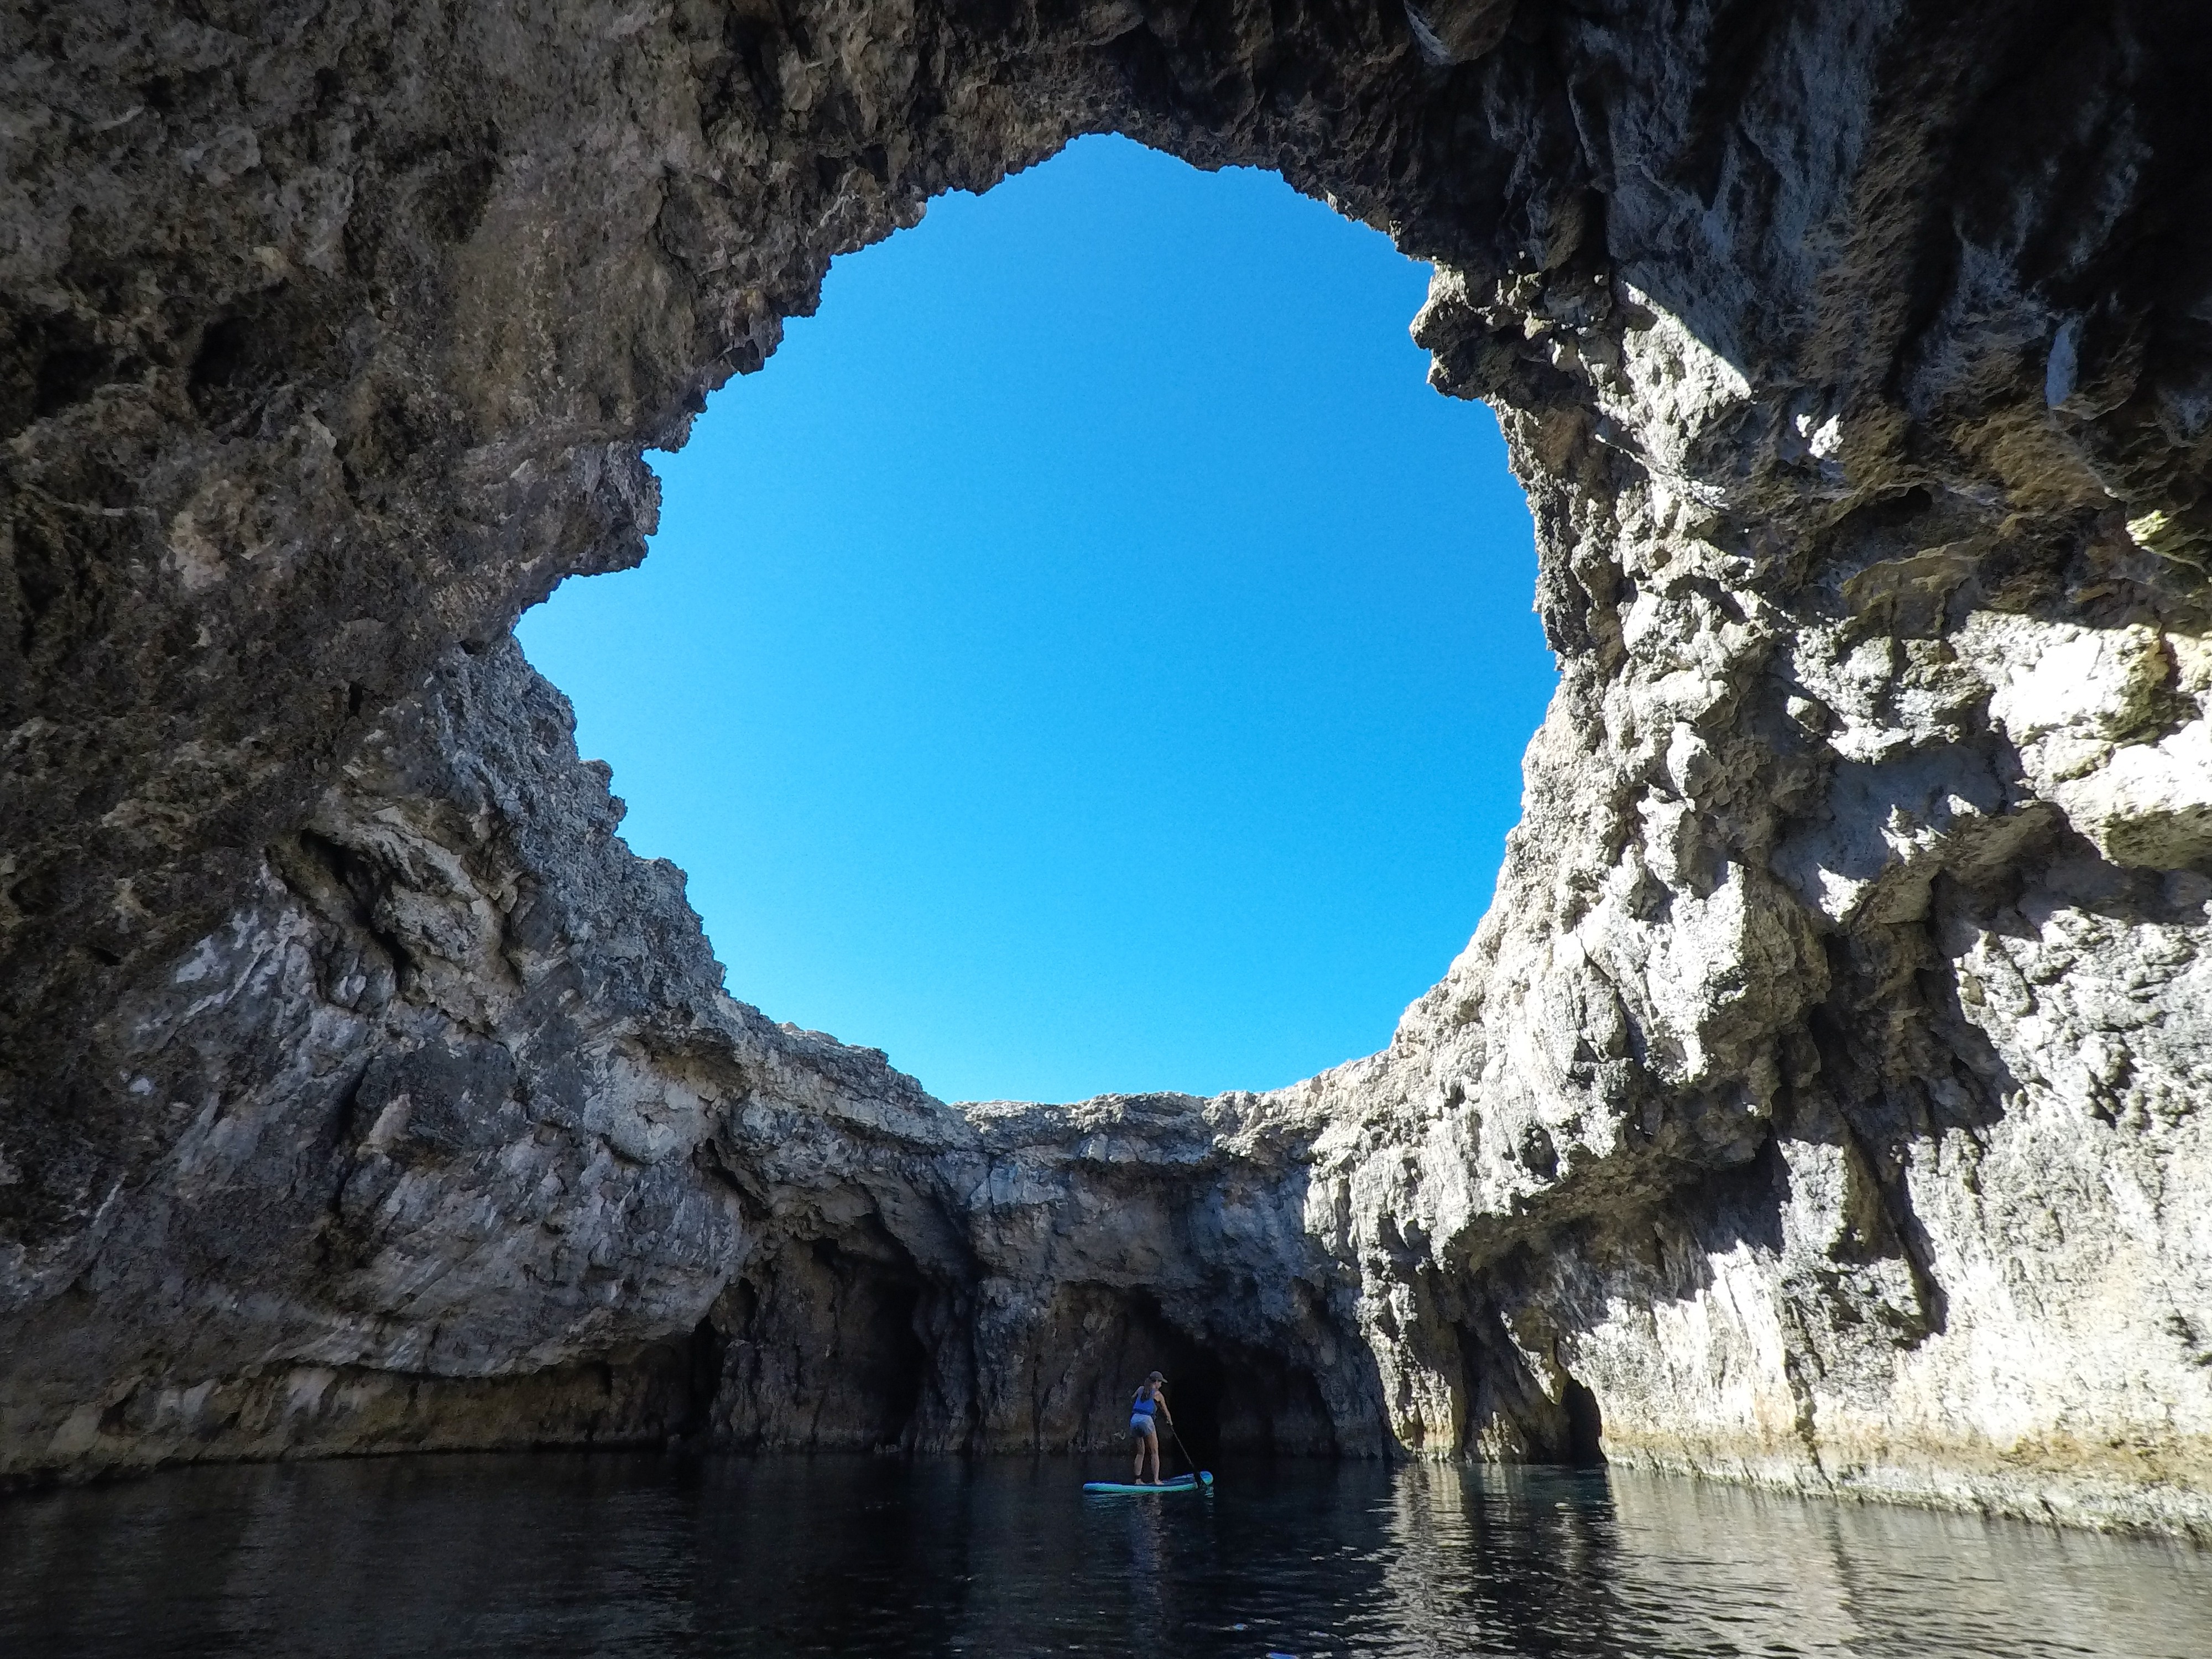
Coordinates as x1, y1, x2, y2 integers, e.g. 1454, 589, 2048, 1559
2, 1454, 2206, 1658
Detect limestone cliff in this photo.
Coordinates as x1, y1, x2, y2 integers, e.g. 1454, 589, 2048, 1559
5, 0, 2211, 1541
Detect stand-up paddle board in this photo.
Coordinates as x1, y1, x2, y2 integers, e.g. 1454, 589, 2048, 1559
1082, 1472, 1213, 1494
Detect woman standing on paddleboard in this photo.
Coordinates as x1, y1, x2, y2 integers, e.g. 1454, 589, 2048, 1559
1129, 1370, 1172, 1485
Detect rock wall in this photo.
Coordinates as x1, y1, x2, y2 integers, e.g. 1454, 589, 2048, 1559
6, 0, 2212, 1539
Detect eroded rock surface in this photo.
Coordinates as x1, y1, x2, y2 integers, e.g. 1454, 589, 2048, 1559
6, 0, 2212, 1539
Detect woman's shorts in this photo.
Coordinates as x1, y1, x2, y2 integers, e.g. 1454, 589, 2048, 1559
1129, 1415, 1157, 1439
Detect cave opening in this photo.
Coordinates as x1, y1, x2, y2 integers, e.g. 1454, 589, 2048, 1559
1562, 1376, 1605, 1468
1108, 1279, 1344, 1459
10, 0, 2209, 1550
1113, 1288, 1230, 1457
1035, 1283, 1339, 1462
518, 133, 1550, 1109
706, 1233, 932, 1453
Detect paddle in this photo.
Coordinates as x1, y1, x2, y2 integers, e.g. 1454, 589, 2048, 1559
1166, 1418, 1209, 1486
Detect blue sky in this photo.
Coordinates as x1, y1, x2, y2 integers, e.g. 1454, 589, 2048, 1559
518, 135, 1550, 1104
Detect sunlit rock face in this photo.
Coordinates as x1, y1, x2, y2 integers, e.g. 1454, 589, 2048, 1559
6, 0, 2211, 1538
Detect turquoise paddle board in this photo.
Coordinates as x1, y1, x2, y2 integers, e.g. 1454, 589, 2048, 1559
1082, 1472, 1213, 1494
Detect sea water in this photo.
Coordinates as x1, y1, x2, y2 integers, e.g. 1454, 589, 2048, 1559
2, 1454, 2206, 1657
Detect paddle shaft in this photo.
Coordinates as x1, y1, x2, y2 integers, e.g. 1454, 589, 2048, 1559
1167, 1418, 1198, 1480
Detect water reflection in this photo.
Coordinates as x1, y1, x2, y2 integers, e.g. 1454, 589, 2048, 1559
1, 1454, 2204, 1658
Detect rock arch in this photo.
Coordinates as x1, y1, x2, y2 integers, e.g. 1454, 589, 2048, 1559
5, 0, 2212, 1537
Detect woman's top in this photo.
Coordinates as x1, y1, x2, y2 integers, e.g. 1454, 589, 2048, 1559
1130, 1385, 1158, 1418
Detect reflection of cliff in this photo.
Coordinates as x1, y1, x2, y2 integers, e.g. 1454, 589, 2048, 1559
5, 2, 2211, 1539
12, 1458, 2202, 1651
